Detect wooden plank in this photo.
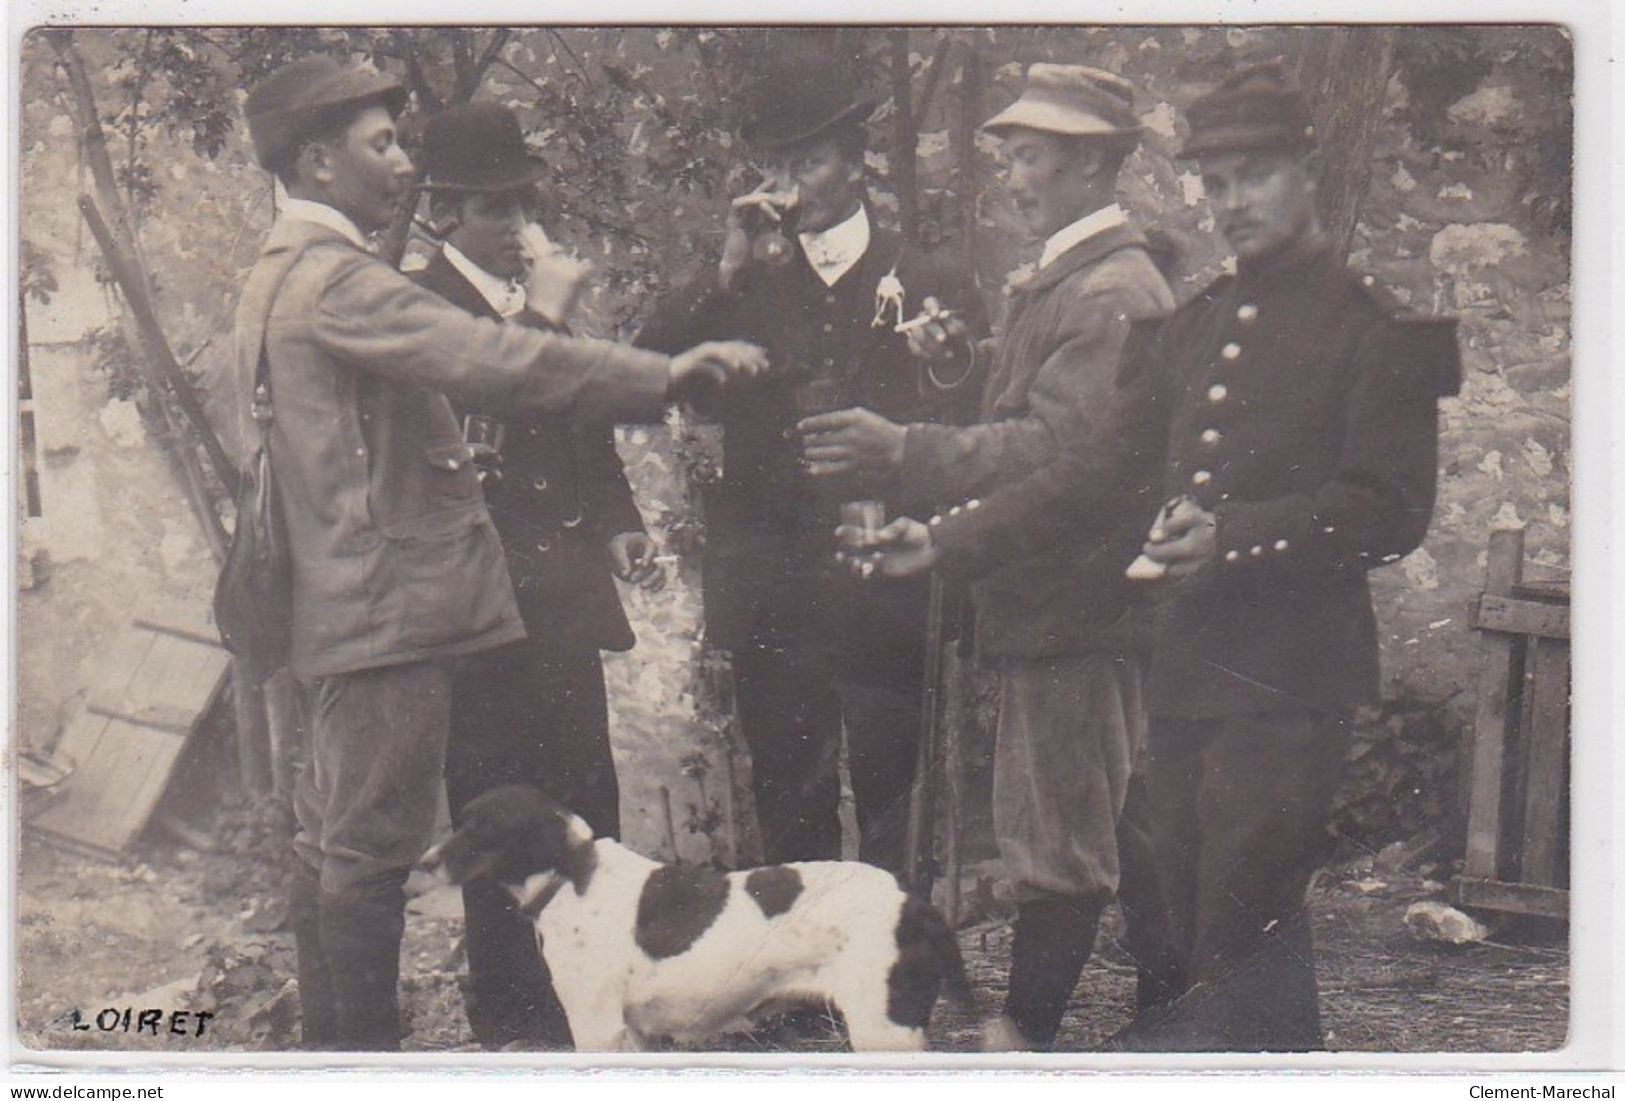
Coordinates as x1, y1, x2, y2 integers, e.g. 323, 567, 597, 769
1455, 876, 1569, 922
48, 708, 113, 774
134, 596, 222, 643
29, 718, 188, 855
134, 618, 224, 648
1518, 637, 1571, 888
87, 631, 229, 729
1463, 531, 1523, 879
92, 627, 161, 712
1471, 593, 1570, 640
146, 631, 229, 713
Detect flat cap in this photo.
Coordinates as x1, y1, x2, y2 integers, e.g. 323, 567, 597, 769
981, 64, 1141, 138
245, 55, 407, 171
1182, 63, 1317, 158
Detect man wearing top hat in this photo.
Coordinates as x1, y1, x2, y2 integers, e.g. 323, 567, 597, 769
633, 54, 987, 877
1118, 64, 1460, 1051
409, 100, 663, 1051
811, 63, 1178, 1050
236, 56, 765, 1050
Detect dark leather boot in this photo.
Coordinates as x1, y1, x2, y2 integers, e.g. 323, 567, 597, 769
459, 877, 573, 1049
1000, 895, 1105, 1050
318, 878, 408, 1051
288, 862, 339, 1050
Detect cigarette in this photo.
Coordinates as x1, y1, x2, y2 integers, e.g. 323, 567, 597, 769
894, 309, 956, 335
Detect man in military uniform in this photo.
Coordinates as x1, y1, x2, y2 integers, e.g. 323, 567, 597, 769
1123, 64, 1460, 1051
634, 56, 986, 874
411, 101, 663, 1051
237, 57, 764, 1050
811, 65, 1178, 1051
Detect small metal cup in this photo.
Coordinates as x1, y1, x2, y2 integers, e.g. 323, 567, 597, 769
462, 414, 506, 485
839, 500, 887, 580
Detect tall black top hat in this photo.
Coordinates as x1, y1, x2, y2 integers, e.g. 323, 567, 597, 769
419, 101, 549, 193
738, 51, 876, 152
1182, 63, 1318, 158
245, 55, 407, 171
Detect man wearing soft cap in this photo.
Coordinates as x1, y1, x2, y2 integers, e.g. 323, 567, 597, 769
1118, 63, 1460, 1051
812, 63, 1177, 1050
236, 55, 764, 1050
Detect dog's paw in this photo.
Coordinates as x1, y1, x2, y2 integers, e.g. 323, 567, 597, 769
980, 1014, 1035, 1053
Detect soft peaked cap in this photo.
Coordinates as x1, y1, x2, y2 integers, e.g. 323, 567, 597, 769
981, 64, 1141, 137
245, 55, 408, 171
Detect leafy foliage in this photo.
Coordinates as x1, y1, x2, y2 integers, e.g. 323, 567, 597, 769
19, 25, 1573, 855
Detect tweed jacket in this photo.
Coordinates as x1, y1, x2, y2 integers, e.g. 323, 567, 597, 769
1126, 242, 1461, 718
235, 216, 670, 679
918, 222, 1176, 659
411, 249, 643, 653
634, 215, 986, 654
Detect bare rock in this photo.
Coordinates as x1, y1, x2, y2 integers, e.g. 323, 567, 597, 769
1403, 900, 1490, 944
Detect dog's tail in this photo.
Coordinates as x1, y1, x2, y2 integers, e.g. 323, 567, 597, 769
902, 894, 975, 1014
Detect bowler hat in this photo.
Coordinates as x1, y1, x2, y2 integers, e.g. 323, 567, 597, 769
738, 52, 876, 152
419, 101, 549, 193
981, 64, 1141, 138
1182, 64, 1317, 158
245, 55, 407, 171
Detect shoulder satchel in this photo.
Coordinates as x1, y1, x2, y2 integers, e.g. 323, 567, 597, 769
212, 350, 292, 684
213, 243, 315, 682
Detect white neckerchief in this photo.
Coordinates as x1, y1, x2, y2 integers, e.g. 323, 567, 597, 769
278, 197, 372, 252
442, 243, 526, 319
799, 204, 871, 287
1038, 203, 1129, 270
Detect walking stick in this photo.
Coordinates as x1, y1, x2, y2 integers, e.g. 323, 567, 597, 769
904, 569, 947, 897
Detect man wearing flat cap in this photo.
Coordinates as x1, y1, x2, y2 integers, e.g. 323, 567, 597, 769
1118, 63, 1461, 1051
410, 100, 663, 1051
236, 55, 765, 1050
815, 62, 1177, 1050
634, 54, 986, 877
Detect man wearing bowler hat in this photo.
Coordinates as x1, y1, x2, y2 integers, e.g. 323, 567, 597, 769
813, 63, 1177, 1050
634, 53, 986, 877
1119, 64, 1460, 1050
237, 55, 765, 1050
412, 100, 663, 1051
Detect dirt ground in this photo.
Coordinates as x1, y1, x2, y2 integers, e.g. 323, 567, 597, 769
11, 815, 1568, 1061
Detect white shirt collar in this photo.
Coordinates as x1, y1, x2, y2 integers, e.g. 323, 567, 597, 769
442, 243, 527, 319
1038, 203, 1129, 270
799, 204, 871, 287
278, 197, 372, 252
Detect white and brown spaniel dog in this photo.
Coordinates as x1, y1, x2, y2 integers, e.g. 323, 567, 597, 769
422, 784, 972, 1052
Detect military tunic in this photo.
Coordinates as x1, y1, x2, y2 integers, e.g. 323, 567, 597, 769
1126, 241, 1459, 1051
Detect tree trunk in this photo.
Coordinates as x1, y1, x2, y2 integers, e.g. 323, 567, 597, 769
889, 30, 918, 244
952, 46, 984, 254
1294, 27, 1396, 261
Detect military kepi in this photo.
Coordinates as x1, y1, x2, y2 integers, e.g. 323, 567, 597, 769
981, 63, 1140, 137
245, 55, 407, 172
419, 101, 549, 193
1182, 63, 1318, 157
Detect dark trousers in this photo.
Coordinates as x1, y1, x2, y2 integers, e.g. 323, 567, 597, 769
731, 612, 924, 875
291, 661, 455, 1050
444, 637, 620, 1049
1141, 709, 1351, 1051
